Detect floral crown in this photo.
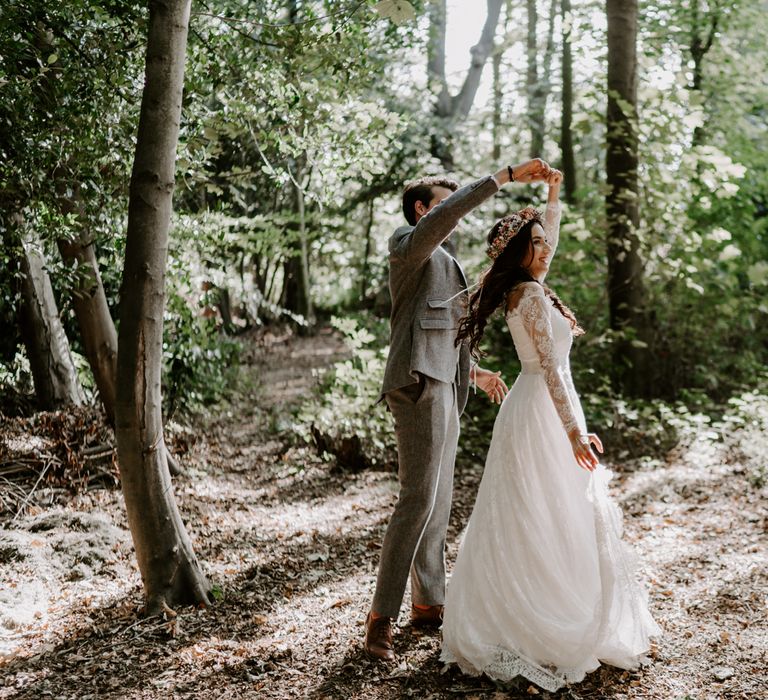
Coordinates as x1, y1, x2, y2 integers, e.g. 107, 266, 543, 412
486, 206, 543, 260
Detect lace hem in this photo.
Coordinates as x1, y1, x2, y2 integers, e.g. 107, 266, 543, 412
440, 644, 585, 692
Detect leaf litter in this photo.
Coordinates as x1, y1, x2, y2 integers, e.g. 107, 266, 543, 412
0, 327, 765, 699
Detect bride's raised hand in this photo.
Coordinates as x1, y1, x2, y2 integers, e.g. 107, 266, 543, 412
567, 430, 602, 472
547, 170, 563, 187
546, 170, 562, 205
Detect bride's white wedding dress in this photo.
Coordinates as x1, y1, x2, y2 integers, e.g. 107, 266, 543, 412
441, 203, 660, 692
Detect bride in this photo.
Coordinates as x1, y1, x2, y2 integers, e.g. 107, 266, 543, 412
440, 170, 660, 691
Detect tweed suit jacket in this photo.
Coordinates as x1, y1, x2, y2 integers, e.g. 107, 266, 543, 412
381, 175, 500, 413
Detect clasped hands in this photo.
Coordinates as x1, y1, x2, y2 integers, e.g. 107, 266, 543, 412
513, 159, 564, 192
512, 158, 553, 184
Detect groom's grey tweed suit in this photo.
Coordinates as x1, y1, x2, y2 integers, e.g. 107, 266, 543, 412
372, 175, 500, 619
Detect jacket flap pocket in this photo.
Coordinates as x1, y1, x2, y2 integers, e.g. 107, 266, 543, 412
427, 298, 451, 309
420, 318, 455, 330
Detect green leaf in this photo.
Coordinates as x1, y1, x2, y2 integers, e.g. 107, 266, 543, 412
748, 261, 768, 287
47, 53, 58, 64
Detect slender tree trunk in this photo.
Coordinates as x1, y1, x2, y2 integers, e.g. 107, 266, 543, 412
491, 0, 513, 161
528, 0, 558, 157
294, 167, 313, 324
606, 0, 649, 397
59, 189, 182, 475
281, 161, 314, 327
280, 2, 314, 327
560, 0, 577, 201
526, 0, 539, 156
491, 45, 503, 162
15, 221, 84, 410
428, 0, 504, 169
359, 198, 375, 301
427, 0, 454, 169
689, 0, 721, 147
56, 224, 118, 424
115, 0, 210, 613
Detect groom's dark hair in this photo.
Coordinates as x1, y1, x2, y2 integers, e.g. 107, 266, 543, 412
402, 176, 459, 225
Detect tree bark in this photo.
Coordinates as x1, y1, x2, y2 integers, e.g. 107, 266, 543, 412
491, 0, 513, 161
428, 0, 504, 169
280, 3, 314, 328
115, 0, 210, 613
526, 0, 539, 156
560, 0, 577, 201
491, 43, 503, 162
56, 217, 118, 424
14, 219, 84, 410
689, 0, 721, 146
606, 0, 649, 397
57, 173, 183, 477
427, 0, 454, 168
359, 198, 375, 301
527, 0, 557, 158
280, 161, 314, 328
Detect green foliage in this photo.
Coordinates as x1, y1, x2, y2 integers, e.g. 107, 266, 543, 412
294, 315, 395, 470
162, 290, 241, 419
717, 386, 768, 487
0, 0, 765, 448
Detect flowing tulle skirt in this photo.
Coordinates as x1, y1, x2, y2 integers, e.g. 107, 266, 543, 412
441, 373, 660, 691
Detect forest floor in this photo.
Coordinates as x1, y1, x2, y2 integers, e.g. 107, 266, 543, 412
0, 327, 766, 700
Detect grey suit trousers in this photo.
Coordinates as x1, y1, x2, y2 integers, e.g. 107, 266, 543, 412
372, 375, 460, 619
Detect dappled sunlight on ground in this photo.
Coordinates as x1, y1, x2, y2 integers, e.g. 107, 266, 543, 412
1, 330, 766, 699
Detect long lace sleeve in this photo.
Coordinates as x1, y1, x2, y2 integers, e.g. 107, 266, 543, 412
518, 285, 579, 437
543, 201, 562, 258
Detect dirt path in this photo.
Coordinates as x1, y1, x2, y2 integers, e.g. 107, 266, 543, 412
1, 329, 765, 699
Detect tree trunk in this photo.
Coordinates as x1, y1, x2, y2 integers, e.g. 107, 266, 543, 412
115, 0, 210, 613
280, 162, 314, 328
427, 0, 454, 169
689, 0, 721, 147
491, 44, 503, 162
15, 220, 84, 410
606, 0, 649, 397
428, 0, 504, 169
560, 0, 577, 201
491, 0, 513, 161
359, 198, 375, 301
527, 0, 557, 158
58, 179, 183, 477
526, 0, 539, 156
56, 224, 118, 424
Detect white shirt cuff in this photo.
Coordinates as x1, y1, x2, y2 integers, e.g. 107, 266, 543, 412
491, 173, 502, 189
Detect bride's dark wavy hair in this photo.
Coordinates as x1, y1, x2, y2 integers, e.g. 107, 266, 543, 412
456, 214, 584, 360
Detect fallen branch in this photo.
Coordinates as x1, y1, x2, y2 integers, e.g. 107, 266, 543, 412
12, 459, 54, 521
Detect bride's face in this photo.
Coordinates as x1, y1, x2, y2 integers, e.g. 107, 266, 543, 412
522, 223, 552, 280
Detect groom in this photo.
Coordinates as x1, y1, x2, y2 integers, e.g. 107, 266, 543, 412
365, 158, 552, 661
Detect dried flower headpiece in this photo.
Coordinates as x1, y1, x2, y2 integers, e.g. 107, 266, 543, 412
486, 206, 543, 260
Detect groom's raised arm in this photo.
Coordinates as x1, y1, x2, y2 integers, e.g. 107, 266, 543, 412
390, 159, 551, 266
390, 177, 498, 265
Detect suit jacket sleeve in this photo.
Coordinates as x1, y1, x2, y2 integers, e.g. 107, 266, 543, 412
389, 176, 499, 265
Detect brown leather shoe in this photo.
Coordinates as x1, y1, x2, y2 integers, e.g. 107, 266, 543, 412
364, 613, 396, 662
410, 604, 444, 629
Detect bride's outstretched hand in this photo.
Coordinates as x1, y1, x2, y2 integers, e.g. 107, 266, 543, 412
567, 430, 603, 472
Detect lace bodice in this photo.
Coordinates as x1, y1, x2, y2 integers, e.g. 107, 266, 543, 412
506, 283, 580, 436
